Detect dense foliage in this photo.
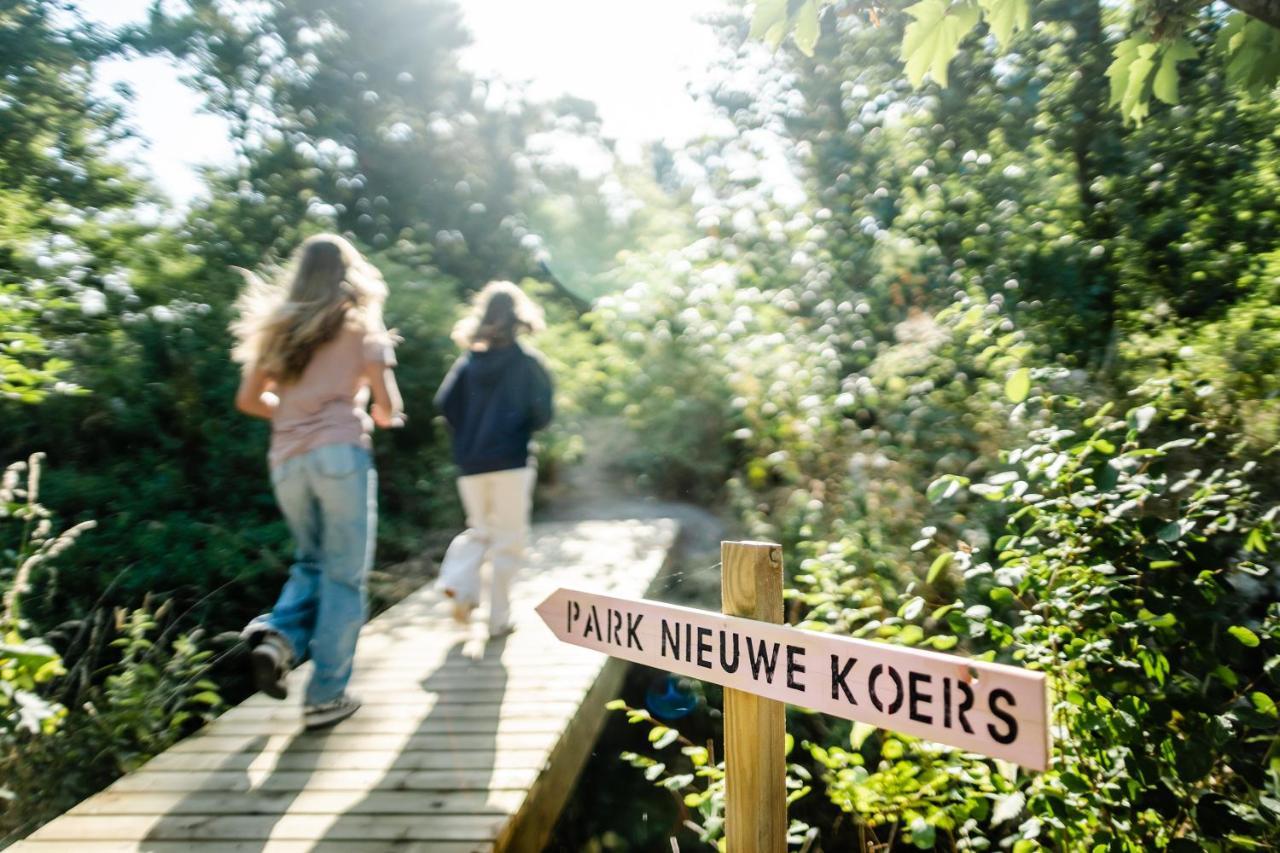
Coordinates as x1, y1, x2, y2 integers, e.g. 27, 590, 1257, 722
586, 1, 1280, 849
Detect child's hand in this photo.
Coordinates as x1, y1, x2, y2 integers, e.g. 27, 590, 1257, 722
371, 403, 406, 429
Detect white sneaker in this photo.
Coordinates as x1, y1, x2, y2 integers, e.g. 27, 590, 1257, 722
304, 693, 361, 730
443, 589, 475, 625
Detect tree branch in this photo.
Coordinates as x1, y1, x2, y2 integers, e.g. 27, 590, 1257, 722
1222, 0, 1280, 30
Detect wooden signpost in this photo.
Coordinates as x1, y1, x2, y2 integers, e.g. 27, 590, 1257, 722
535, 540, 1050, 851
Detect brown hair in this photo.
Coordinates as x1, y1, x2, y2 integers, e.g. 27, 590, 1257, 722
231, 234, 389, 383
451, 280, 545, 351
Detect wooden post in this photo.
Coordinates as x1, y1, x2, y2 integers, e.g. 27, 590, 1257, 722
721, 540, 786, 852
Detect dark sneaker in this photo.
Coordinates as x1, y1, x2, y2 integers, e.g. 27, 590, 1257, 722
304, 693, 362, 730
248, 632, 292, 701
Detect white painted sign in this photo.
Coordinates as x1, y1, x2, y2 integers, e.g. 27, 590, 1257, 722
536, 588, 1050, 770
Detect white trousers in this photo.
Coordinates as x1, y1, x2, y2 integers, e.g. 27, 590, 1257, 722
435, 466, 535, 632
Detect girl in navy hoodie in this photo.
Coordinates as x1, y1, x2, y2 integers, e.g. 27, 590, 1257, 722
434, 281, 553, 637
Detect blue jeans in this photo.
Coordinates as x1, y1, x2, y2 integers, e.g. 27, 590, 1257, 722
253, 443, 376, 706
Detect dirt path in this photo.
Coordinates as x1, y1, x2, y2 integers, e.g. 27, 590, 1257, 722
535, 416, 731, 606
371, 416, 731, 611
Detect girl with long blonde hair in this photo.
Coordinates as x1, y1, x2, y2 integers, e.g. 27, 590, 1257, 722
233, 233, 403, 730
434, 281, 552, 637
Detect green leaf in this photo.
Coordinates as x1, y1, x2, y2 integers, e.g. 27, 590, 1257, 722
927, 552, 953, 584
978, 0, 1029, 47
1229, 626, 1260, 648
190, 690, 221, 706
653, 727, 680, 749
901, 0, 982, 88
909, 817, 936, 849
928, 634, 959, 650
0, 641, 61, 671
1126, 404, 1156, 433
992, 790, 1025, 825
1218, 14, 1280, 95
1005, 367, 1030, 403
605, 698, 627, 710
926, 474, 966, 503
850, 720, 877, 748
1123, 44, 1158, 124
1250, 692, 1278, 718
792, 1, 821, 57
1107, 38, 1159, 124
1153, 38, 1198, 105
750, 0, 790, 47
898, 624, 925, 645
684, 746, 708, 766
1107, 39, 1141, 106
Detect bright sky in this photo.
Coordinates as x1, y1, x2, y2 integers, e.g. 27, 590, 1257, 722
75, 0, 728, 206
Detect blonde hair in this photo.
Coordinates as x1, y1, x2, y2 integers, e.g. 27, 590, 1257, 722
451, 280, 545, 351
231, 234, 389, 383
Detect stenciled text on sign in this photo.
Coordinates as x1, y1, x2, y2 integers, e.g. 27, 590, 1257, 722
536, 588, 1050, 770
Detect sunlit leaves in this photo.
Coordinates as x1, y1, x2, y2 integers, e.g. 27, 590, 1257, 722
1228, 625, 1261, 648
1153, 38, 1198, 105
1107, 38, 1158, 125
751, 0, 823, 56
1004, 367, 1030, 403
792, 1, 821, 56
1218, 13, 1280, 96
978, 0, 1029, 47
751, 0, 1280, 122
927, 552, 952, 583
750, 0, 790, 46
927, 474, 968, 503
901, 0, 981, 87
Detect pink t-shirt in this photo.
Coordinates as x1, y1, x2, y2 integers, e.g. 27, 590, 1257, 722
268, 324, 396, 469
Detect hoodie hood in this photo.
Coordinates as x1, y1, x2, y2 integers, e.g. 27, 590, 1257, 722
467, 344, 524, 384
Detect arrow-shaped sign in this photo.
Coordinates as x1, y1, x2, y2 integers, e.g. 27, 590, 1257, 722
536, 587, 1050, 770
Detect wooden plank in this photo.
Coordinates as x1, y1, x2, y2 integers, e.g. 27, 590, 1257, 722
212, 701, 581, 722
164, 732, 562, 755
203, 716, 572, 736
27, 813, 509, 842
69, 789, 525, 817
105, 768, 542, 794
13, 844, 485, 853
236, 685, 596, 709
141, 748, 552, 773
721, 540, 787, 853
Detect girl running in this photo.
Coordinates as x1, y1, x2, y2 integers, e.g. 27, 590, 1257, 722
232, 233, 402, 729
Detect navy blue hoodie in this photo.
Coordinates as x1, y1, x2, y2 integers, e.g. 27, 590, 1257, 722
434, 343, 553, 475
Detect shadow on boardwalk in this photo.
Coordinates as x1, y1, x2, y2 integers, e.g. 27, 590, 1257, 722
140, 639, 509, 850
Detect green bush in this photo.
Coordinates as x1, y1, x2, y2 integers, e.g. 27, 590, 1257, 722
0, 454, 223, 842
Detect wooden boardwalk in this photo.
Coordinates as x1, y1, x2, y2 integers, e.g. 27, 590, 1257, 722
14, 518, 680, 853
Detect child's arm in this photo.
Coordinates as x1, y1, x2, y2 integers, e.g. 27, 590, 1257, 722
433, 355, 467, 431
528, 355, 554, 432
365, 362, 405, 429
235, 364, 278, 420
